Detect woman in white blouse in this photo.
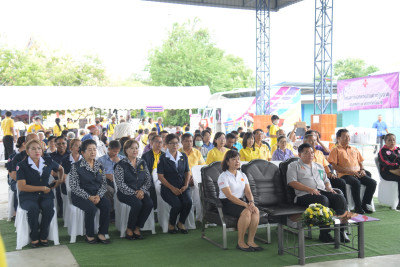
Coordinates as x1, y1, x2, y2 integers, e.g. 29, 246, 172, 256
217, 150, 262, 252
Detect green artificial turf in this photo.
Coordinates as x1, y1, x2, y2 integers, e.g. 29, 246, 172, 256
1, 201, 400, 267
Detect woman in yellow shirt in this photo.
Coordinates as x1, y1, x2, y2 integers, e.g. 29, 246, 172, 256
53, 118, 64, 137
206, 132, 229, 164
240, 132, 258, 161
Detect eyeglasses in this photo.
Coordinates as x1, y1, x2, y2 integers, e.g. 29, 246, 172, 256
168, 142, 179, 146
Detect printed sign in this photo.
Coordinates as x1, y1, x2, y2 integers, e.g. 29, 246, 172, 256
337, 72, 399, 111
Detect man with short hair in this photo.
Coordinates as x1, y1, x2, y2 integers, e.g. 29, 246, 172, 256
230, 131, 243, 151
142, 135, 165, 209
328, 129, 377, 214
253, 129, 271, 160
27, 116, 45, 133
98, 140, 124, 220
143, 132, 157, 154
1, 111, 15, 160
303, 134, 347, 197
179, 133, 205, 179
225, 133, 238, 151
372, 114, 388, 150
156, 117, 164, 134
201, 130, 213, 152
287, 143, 349, 243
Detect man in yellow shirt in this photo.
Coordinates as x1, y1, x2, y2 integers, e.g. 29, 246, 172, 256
270, 129, 295, 155
27, 116, 45, 133
1, 111, 15, 159
253, 129, 271, 160
269, 115, 280, 147
179, 133, 205, 185
107, 116, 117, 140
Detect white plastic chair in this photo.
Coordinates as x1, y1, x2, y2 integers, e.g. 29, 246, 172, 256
113, 179, 156, 237
7, 187, 15, 222
15, 186, 60, 250
375, 157, 399, 209
346, 184, 376, 212
152, 169, 196, 233
61, 174, 72, 227
191, 165, 205, 221
66, 174, 101, 243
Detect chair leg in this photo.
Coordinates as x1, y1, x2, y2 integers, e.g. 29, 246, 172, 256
222, 222, 227, 249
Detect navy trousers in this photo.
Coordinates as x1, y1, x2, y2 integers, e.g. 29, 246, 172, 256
118, 192, 153, 230
20, 197, 54, 241
161, 186, 192, 225
341, 174, 376, 210
72, 196, 110, 237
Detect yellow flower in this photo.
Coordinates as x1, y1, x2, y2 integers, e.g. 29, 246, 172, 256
309, 215, 313, 218
309, 224, 313, 227
325, 213, 329, 218
323, 207, 327, 213
329, 211, 333, 215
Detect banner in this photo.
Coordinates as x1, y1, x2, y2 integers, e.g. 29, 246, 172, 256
223, 87, 301, 132
337, 72, 399, 111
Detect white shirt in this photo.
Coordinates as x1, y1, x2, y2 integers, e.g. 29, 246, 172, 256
218, 170, 249, 199
28, 156, 45, 175
165, 149, 183, 169
69, 153, 82, 163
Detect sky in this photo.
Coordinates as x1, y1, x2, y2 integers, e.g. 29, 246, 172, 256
1, 0, 400, 85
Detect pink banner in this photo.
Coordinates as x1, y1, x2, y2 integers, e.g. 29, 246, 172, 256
337, 72, 399, 111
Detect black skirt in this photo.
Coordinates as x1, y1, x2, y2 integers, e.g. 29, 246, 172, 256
220, 198, 246, 218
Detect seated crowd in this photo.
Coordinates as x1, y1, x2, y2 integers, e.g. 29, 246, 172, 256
5, 113, 396, 252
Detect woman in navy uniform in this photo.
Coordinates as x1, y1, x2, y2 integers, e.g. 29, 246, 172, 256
69, 139, 110, 244
157, 133, 192, 234
114, 139, 153, 240
16, 139, 64, 248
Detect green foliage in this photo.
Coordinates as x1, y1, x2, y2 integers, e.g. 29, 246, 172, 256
334, 58, 379, 80
0, 46, 107, 86
146, 18, 255, 94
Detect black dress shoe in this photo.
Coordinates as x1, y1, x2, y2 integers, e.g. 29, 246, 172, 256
236, 244, 255, 252
354, 207, 365, 215
361, 205, 373, 214
97, 237, 110, 244
85, 236, 97, 244
40, 240, 49, 247
319, 233, 334, 243
176, 225, 188, 234
133, 233, 144, 240
340, 231, 351, 243
125, 233, 135, 240
250, 246, 264, 251
168, 229, 178, 234
396, 205, 400, 210
30, 242, 40, 248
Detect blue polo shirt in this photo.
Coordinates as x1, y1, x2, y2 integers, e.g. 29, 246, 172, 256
98, 153, 125, 174
372, 120, 388, 137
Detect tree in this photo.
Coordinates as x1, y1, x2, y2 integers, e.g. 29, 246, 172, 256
146, 19, 255, 126
334, 58, 379, 80
146, 18, 255, 94
0, 46, 108, 86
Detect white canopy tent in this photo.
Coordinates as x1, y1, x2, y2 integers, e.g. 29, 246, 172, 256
0, 86, 211, 110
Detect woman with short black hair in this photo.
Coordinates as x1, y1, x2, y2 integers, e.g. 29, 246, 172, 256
205, 132, 229, 164
157, 134, 192, 234
69, 139, 111, 244
218, 150, 262, 252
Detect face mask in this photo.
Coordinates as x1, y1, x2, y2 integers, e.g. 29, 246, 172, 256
195, 141, 203, 147
273, 120, 279, 125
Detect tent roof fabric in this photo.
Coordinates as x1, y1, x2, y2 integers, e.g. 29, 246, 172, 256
144, 0, 304, 11
0, 86, 211, 110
